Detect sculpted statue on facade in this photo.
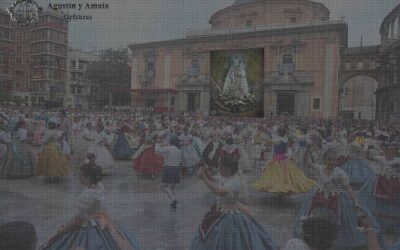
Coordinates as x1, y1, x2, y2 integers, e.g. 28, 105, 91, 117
219, 54, 254, 107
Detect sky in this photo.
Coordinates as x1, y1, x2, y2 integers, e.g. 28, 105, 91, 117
1, 0, 399, 51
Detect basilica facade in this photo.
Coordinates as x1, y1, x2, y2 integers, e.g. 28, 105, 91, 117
128, 0, 347, 118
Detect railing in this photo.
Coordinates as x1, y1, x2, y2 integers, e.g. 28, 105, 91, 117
179, 73, 209, 84
264, 70, 313, 83
185, 20, 345, 37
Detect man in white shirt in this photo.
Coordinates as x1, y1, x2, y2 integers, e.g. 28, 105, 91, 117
155, 135, 182, 209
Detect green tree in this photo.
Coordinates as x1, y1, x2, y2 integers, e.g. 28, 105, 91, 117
85, 48, 131, 107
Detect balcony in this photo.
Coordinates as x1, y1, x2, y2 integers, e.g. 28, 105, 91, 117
138, 75, 153, 88
179, 74, 209, 85
264, 70, 314, 85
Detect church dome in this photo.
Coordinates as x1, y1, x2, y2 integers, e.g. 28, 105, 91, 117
209, 0, 329, 29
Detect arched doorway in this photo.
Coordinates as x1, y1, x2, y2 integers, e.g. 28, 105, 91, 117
340, 75, 378, 120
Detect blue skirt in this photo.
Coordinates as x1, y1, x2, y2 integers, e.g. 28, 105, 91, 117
358, 175, 400, 232
341, 158, 375, 187
385, 239, 400, 250
294, 189, 382, 249
41, 221, 141, 250
0, 141, 35, 179
191, 210, 277, 250
162, 165, 180, 184
112, 133, 136, 160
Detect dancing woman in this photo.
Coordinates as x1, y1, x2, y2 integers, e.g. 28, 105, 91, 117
358, 143, 400, 233
253, 127, 315, 195
0, 120, 34, 179
88, 124, 115, 174
191, 153, 277, 250
36, 122, 70, 182
41, 163, 141, 250
294, 148, 381, 249
340, 143, 375, 189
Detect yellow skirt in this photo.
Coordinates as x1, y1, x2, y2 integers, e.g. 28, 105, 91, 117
253, 159, 315, 194
37, 144, 70, 177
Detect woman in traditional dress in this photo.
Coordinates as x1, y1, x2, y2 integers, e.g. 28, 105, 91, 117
179, 127, 201, 176
80, 122, 97, 166
191, 153, 277, 250
340, 143, 375, 189
70, 117, 82, 154
201, 131, 223, 175
132, 133, 164, 177
358, 143, 400, 233
87, 124, 114, 174
293, 128, 312, 177
0, 119, 35, 179
32, 120, 46, 147
36, 122, 70, 182
112, 123, 137, 160
251, 127, 265, 168
253, 127, 315, 195
294, 148, 382, 249
0, 120, 10, 163
40, 163, 141, 250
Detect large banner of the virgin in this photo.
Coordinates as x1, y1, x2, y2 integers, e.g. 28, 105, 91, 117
210, 49, 264, 117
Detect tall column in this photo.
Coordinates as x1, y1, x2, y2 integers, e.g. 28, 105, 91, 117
202, 89, 210, 115
323, 42, 339, 118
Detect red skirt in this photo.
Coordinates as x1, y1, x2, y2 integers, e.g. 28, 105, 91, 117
310, 191, 339, 217
133, 145, 164, 175
373, 175, 400, 201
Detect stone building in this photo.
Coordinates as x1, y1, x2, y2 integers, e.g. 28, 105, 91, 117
0, 9, 13, 101
339, 45, 380, 120
128, 0, 347, 118
376, 3, 400, 121
29, 11, 68, 107
65, 49, 99, 109
0, 10, 68, 107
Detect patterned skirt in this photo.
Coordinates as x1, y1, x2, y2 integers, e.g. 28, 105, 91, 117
191, 208, 277, 250
0, 141, 35, 179
37, 143, 70, 177
41, 213, 141, 250
253, 158, 315, 194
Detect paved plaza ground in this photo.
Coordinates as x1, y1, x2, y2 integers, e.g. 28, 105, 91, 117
1, 160, 304, 250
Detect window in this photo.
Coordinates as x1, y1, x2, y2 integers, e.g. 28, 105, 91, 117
283, 54, 293, 64
71, 60, 76, 69
246, 20, 252, 27
145, 61, 155, 80
312, 98, 321, 110
289, 17, 297, 24
357, 61, 363, 70
171, 96, 175, 106
346, 61, 351, 70
369, 61, 376, 69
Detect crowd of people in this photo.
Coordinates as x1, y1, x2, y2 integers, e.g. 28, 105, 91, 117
0, 106, 400, 249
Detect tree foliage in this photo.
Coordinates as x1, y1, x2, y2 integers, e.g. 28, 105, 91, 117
85, 48, 131, 107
